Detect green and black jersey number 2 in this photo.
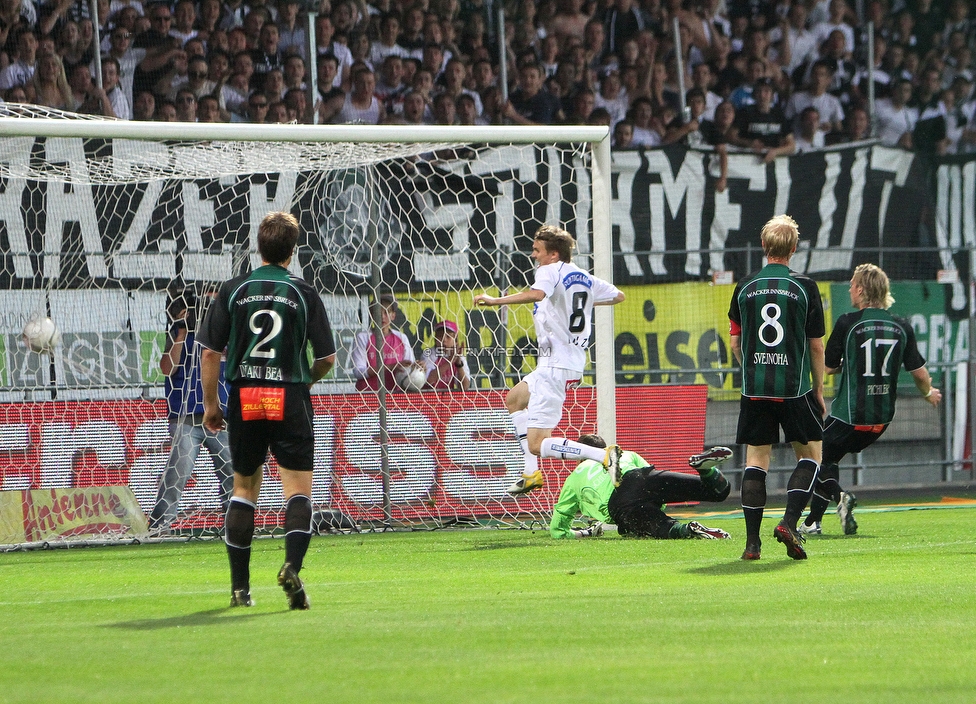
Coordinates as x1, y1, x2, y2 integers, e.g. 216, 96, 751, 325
860, 338, 898, 378
249, 309, 283, 359
569, 291, 588, 334
758, 303, 784, 347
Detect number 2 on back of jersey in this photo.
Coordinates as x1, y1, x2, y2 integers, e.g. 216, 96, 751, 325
249, 310, 283, 359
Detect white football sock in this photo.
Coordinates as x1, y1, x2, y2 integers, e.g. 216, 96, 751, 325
539, 437, 607, 463
510, 410, 539, 476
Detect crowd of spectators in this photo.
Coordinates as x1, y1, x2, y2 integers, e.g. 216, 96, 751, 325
0, 0, 973, 154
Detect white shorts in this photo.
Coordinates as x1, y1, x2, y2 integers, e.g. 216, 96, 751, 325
525, 367, 581, 429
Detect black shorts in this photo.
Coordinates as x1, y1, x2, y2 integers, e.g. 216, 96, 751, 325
226, 384, 315, 475
607, 466, 725, 538
822, 416, 887, 465
736, 391, 824, 446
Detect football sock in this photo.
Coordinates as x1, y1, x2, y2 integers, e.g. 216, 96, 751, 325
806, 495, 830, 525
741, 466, 767, 543
511, 410, 530, 455
700, 467, 732, 500
784, 459, 820, 527
511, 410, 539, 476
284, 494, 313, 574
670, 522, 691, 539
819, 462, 843, 503
225, 497, 255, 593
539, 437, 608, 463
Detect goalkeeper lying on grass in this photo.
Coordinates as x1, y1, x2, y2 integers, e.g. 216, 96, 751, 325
549, 435, 734, 540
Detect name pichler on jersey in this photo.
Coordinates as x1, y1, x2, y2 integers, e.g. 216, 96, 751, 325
753, 352, 789, 365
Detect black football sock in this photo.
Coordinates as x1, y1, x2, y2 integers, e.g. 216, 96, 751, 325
670, 522, 691, 539
284, 494, 313, 574
784, 459, 819, 528
225, 497, 256, 593
700, 467, 732, 501
819, 462, 843, 504
806, 494, 830, 524
741, 466, 767, 545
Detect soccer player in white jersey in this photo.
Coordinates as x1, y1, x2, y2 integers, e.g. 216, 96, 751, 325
473, 225, 626, 495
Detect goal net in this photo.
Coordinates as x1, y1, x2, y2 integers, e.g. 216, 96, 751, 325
0, 107, 616, 548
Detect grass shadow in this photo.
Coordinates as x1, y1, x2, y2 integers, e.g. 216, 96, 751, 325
103, 607, 280, 631
686, 559, 798, 575
465, 541, 543, 551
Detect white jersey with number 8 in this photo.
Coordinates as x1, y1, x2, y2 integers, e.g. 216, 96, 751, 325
531, 261, 622, 373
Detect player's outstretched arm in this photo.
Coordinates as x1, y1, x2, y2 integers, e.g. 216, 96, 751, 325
594, 290, 626, 306
473, 289, 545, 307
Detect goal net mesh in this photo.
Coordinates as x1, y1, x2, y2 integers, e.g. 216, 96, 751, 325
0, 107, 607, 547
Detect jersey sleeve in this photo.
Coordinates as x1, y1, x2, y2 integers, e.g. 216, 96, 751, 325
306, 291, 337, 360
591, 275, 622, 304
897, 316, 926, 371
728, 282, 743, 328
549, 472, 581, 539
800, 276, 826, 338
621, 451, 651, 474
195, 280, 232, 352
531, 263, 558, 297
824, 312, 853, 368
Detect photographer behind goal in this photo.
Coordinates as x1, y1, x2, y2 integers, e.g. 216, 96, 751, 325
148, 286, 233, 532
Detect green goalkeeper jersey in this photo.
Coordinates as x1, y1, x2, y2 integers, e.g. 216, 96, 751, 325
549, 450, 649, 539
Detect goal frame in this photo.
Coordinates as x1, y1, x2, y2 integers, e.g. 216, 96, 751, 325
0, 119, 618, 442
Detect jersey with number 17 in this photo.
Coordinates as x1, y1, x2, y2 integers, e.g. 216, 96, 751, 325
826, 308, 924, 426
197, 264, 336, 386
729, 262, 825, 398
531, 261, 622, 373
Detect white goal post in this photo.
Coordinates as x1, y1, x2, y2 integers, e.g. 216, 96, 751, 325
0, 111, 615, 545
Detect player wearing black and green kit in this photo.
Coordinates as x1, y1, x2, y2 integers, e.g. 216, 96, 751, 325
800, 264, 942, 536
549, 436, 733, 540
729, 215, 825, 561
198, 211, 336, 610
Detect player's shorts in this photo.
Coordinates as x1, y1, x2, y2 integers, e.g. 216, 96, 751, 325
822, 416, 888, 465
226, 383, 315, 475
607, 466, 675, 539
736, 390, 824, 446
525, 366, 581, 429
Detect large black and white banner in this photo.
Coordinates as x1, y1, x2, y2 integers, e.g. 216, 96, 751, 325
611, 143, 938, 284
0, 139, 973, 291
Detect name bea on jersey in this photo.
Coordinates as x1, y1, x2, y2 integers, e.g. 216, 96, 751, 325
753, 352, 789, 365
238, 364, 283, 380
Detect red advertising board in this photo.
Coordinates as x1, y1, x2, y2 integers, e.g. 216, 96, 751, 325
0, 386, 707, 526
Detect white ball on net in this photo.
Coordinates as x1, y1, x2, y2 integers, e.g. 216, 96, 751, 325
22, 317, 61, 353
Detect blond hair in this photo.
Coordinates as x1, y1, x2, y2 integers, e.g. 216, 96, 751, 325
852, 263, 895, 309
761, 214, 799, 259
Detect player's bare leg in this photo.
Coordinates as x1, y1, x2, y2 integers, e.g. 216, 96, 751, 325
504, 382, 543, 495
504, 381, 622, 495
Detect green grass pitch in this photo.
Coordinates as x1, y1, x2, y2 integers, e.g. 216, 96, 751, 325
1, 507, 975, 704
